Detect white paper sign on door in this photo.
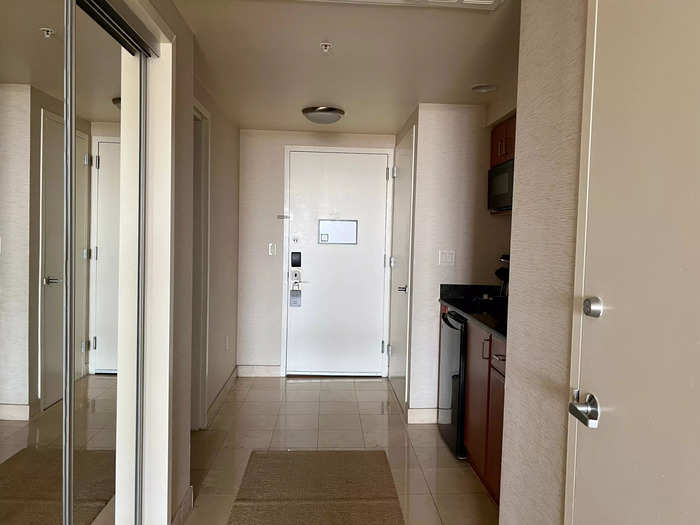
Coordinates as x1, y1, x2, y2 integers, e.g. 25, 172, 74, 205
318, 219, 358, 244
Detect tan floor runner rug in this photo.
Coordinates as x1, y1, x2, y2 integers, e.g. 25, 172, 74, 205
229, 450, 405, 525
0, 448, 115, 525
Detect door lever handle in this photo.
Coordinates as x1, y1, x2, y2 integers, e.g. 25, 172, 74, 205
568, 390, 600, 429
397, 285, 408, 293
43, 276, 63, 286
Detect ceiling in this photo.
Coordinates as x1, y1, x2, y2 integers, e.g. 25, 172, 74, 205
0, 0, 122, 122
175, 0, 520, 133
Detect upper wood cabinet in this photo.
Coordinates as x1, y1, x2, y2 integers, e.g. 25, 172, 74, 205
490, 115, 516, 168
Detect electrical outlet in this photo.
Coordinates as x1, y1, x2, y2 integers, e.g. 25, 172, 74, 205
438, 249, 456, 266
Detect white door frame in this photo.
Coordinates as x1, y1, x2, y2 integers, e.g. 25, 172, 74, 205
564, 1, 598, 522
280, 145, 395, 377
191, 99, 212, 429
89, 135, 120, 375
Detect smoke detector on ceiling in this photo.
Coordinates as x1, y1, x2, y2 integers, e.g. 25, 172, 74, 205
302, 106, 345, 124
40, 27, 56, 39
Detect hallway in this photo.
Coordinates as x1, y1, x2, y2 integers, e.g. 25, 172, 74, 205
187, 377, 497, 525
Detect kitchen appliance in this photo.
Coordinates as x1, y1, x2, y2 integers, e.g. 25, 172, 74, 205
438, 310, 468, 458
495, 254, 510, 296
488, 158, 514, 212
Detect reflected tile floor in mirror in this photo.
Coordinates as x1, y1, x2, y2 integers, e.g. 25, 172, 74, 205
188, 377, 498, 525
0, 375, 116, 525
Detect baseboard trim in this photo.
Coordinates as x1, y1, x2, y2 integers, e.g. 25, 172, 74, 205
0, 404, 30, 421
237, 365, 281, 377
171, 485, 193, 525
407, 408, 437, 424
207, 366, 238, 424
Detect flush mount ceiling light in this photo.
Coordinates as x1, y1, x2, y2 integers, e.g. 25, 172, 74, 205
471, 83, 498, 93
302, 106, 345, 124
297, 0, 503, 10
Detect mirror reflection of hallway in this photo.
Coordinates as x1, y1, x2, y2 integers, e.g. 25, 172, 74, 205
0, 2, 141, 523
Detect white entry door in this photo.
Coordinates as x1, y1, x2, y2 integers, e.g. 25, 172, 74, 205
39, 110, 64, 409
285, 149, 390, 376
388, 126, 415, 407
566, 2, 700, 523
89, 138, 120, 373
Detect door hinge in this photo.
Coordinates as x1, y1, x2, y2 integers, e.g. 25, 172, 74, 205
386, 167, 390, 181
81, 340, 86, 353
92, 336, 97, 350
381, 340, 385, 354
95, 155, 100, 170
84, 154, 91, 166
93, 246, 98, 260
389, 256, 397, 268
82, 247, 92, 260
387, 344, 392, 357
392, 165, 398, 179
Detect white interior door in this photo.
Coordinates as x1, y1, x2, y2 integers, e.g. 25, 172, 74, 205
39, 110, 64, 410
285, 149, 389, 375
74, 133, 90, 379
90, 138, 120, 373
567, 2, 700, 523
388, 126, 416, 407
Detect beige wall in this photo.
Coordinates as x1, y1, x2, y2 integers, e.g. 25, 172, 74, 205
408, 103, 512, 410
193, 79, 240, 408
237, 130, 395, 371
499, 1, 586, 524
0, 85, 31, 410
91, 121, 120, 138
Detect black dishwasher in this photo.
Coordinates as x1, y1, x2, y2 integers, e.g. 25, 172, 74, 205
438, 310, 467, 458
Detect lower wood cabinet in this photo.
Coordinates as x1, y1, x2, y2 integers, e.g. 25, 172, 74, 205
464, 321, 491, 478
462, 319, 506, 504
485, 367, 505, 502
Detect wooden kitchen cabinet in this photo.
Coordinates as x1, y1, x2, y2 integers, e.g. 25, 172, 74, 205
485, 367, 505, 503
464, 321, 491, 478
490, 115, 516, 167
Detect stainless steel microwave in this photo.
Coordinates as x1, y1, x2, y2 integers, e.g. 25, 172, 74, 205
488, 159, 514, 212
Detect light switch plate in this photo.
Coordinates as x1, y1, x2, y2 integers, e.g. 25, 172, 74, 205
438, 249, 456, 266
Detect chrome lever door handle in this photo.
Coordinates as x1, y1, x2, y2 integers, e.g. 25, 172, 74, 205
397, 285, 408, 293
43, 276, 63, 286
568, 390, 600, 429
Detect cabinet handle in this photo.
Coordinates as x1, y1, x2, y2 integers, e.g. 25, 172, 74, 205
481, 337, 491, 359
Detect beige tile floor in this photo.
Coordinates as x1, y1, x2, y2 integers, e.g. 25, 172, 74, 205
187, 377, 498, 525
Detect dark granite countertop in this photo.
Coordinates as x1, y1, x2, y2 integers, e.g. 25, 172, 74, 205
439, 284, 508, 339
